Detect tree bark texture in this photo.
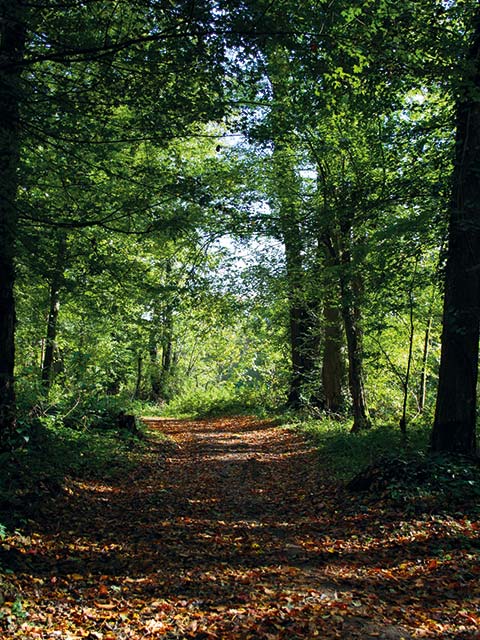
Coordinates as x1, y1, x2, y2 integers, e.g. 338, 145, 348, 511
0, 2, 25, 446
158, 301, 175, 401
286, 302, 317, 408
319, 238, 346, 414
149, 332, 161, 400
133, 355, 142, 400
267, 49, 320, 409
432, 14, 480, 456
322, 301, 345, 413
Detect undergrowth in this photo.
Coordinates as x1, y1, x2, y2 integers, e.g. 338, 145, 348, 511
286, 416, 429, 480
22, 420, 144, 479
0, 408, 149, 532
161, 390, 272, 419
288, 416, 480, 515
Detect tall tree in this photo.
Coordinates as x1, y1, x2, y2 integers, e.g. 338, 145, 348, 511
432, 9, 480, 456
271, 144, 317, 407
321, 284, 345, 413
308, 125, 374, 432
0, 0, 227, 445
263, 45, 320, 408
0, 1, 25, 444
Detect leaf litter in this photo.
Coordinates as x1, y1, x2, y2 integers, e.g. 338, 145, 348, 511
0, 416, 478, 639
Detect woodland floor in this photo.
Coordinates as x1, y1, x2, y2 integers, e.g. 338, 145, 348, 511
1, 416, 479, 639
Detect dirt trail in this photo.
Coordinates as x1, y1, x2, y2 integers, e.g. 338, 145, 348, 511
1, 417, 479, 639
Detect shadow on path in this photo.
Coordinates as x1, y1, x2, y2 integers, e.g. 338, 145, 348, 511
1, 416, 478, 639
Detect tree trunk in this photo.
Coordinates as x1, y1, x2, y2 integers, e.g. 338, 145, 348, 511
272, 145, 318, 408
161, 309, 173, 375
287, 303, 316, 408
149, 333, 161, 400
319, 237, 345, 414
0, 2, 25, 447
399, 260, 417, 436
158, 302, 175, 401
322, 301, 344, 413
276, 155, 305, 408
41, 234, 67, 391
133, 355, 142, 400
432, 14, 480, 456
338, 245, 371, 433
149, 294, 175, 402
267, 49, 320, 409
341, 299, 371, 433
418, 314, 432, 414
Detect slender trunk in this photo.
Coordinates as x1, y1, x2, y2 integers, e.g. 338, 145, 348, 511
313, 154, 368, 427
157, 298, 175, 401
157, 262, 176, 401
341, 297, 371, 433
432, 14, 480, 456
287, 304, 313, 408
338, 243, 371, 433
399, 260, 417, 435
185, 340, 199, 377
268, 51, 319, 409
149, 333, 161, 400
133, 355, 142, 400
149, 296, 175, 402
418, 314, 432, 414
400, 288, 415, 436
320, 238, 345, 414
41, 234, 67, 391
400, 334, 414, 436
161, 308, 173, 374
281, 194, 308, 408
273, 146, 317, 408
419, 245, 442, 414
0, 2, 25, 447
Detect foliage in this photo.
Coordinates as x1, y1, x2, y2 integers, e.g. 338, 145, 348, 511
163, 386, 272, 418
2, 1, 480, 633
2, 0, 479, 449
290, 416, 480, 514
0, 407, 148, 531
23, 419, 144, 479
348, 452, 480, 511
287, 416, 429, 480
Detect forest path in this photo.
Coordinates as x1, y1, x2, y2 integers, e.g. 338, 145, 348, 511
3, 417, 479, 639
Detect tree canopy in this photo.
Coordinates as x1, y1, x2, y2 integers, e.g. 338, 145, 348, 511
0, 0, 479, 456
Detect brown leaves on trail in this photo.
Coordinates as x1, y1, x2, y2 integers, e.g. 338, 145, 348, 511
1, 416, 479, 639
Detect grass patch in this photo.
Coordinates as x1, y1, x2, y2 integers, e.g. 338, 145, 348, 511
287, 416, 480, 515
26, 420, 145, 480
284, 416, 430, 481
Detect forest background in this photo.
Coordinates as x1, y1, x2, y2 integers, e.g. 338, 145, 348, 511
1, 0, 480, 465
